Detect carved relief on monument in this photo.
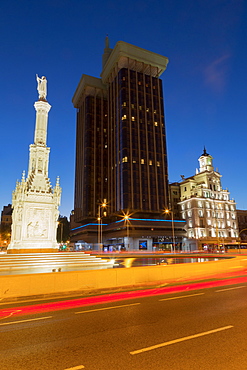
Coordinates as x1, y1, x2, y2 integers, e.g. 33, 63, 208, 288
26, 208, 49, 239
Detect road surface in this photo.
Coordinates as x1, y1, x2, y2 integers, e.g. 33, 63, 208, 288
0, 282, 247, 369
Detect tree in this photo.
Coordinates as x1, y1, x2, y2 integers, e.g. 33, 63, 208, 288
0, 223, 11, 247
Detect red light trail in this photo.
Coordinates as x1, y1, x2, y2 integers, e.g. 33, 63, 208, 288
1, 271, 247, 319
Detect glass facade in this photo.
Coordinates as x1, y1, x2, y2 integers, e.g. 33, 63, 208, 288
74, 91, 108, 221
74, 42, 169, 223
108, 68, 168, 215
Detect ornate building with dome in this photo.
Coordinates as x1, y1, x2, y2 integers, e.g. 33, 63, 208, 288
177, 149, 238, 251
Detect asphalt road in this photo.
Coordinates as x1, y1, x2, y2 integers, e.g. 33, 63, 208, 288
0, 282, 247, 370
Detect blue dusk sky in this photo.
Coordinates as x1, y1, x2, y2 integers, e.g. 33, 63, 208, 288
0, 0, 246, 218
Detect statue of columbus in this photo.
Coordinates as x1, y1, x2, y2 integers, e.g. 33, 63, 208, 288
36, 75, 47, 99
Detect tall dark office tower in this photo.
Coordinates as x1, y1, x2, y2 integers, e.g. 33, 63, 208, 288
73, 38, 169, 223
73, 76, 108, 222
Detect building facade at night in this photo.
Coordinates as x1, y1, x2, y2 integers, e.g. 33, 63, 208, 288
177, 149, 239, 251
71, 39, 186, 251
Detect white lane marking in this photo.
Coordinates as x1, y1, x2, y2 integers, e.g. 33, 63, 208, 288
159, 293, 204, 301
130, 325, 234, 355
64, 366, 85, 370
75, 302, 140, 314
216, 285, 246, 293
0, 316, 52, 326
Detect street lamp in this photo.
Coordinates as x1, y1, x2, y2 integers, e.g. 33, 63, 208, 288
124, 214, 130, 250
238, 228, 247, 253
60, 222, 63, 244
165, 208, 175, 253
98, 202, 107, 251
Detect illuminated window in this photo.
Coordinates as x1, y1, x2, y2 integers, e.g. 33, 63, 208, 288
157, 161, 160, 166
122, 102, 126, 107
131, 117, 135, 121
149, 160, 152, 165
154, 122, 158, 126
146, 108, 149, 112
131, 104, 134, 108
133, 160, 136, 163
122, 157, 128, 163
141, 159, 145, 164
122, 115, 127, 120
139, 106, 142, 110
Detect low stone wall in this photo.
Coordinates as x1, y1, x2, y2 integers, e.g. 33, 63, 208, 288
0, 256, 246, 300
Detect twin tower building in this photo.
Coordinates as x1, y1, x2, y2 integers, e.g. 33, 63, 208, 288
73, 38, 170, 225
70, 38, 185, 250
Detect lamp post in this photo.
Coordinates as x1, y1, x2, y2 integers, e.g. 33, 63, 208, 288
98, 202, 106, 251
165, 209, 175, 253
238, 228, 247, 254
124, 214, 130, 250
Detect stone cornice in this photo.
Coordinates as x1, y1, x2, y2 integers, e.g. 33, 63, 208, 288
101, 41, 169, 83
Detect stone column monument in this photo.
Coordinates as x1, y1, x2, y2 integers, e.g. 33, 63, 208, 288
8, 76, 62, 253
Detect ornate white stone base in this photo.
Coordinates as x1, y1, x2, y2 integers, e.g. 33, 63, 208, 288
7, 241, 59, 254
7, 248, 58, 254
